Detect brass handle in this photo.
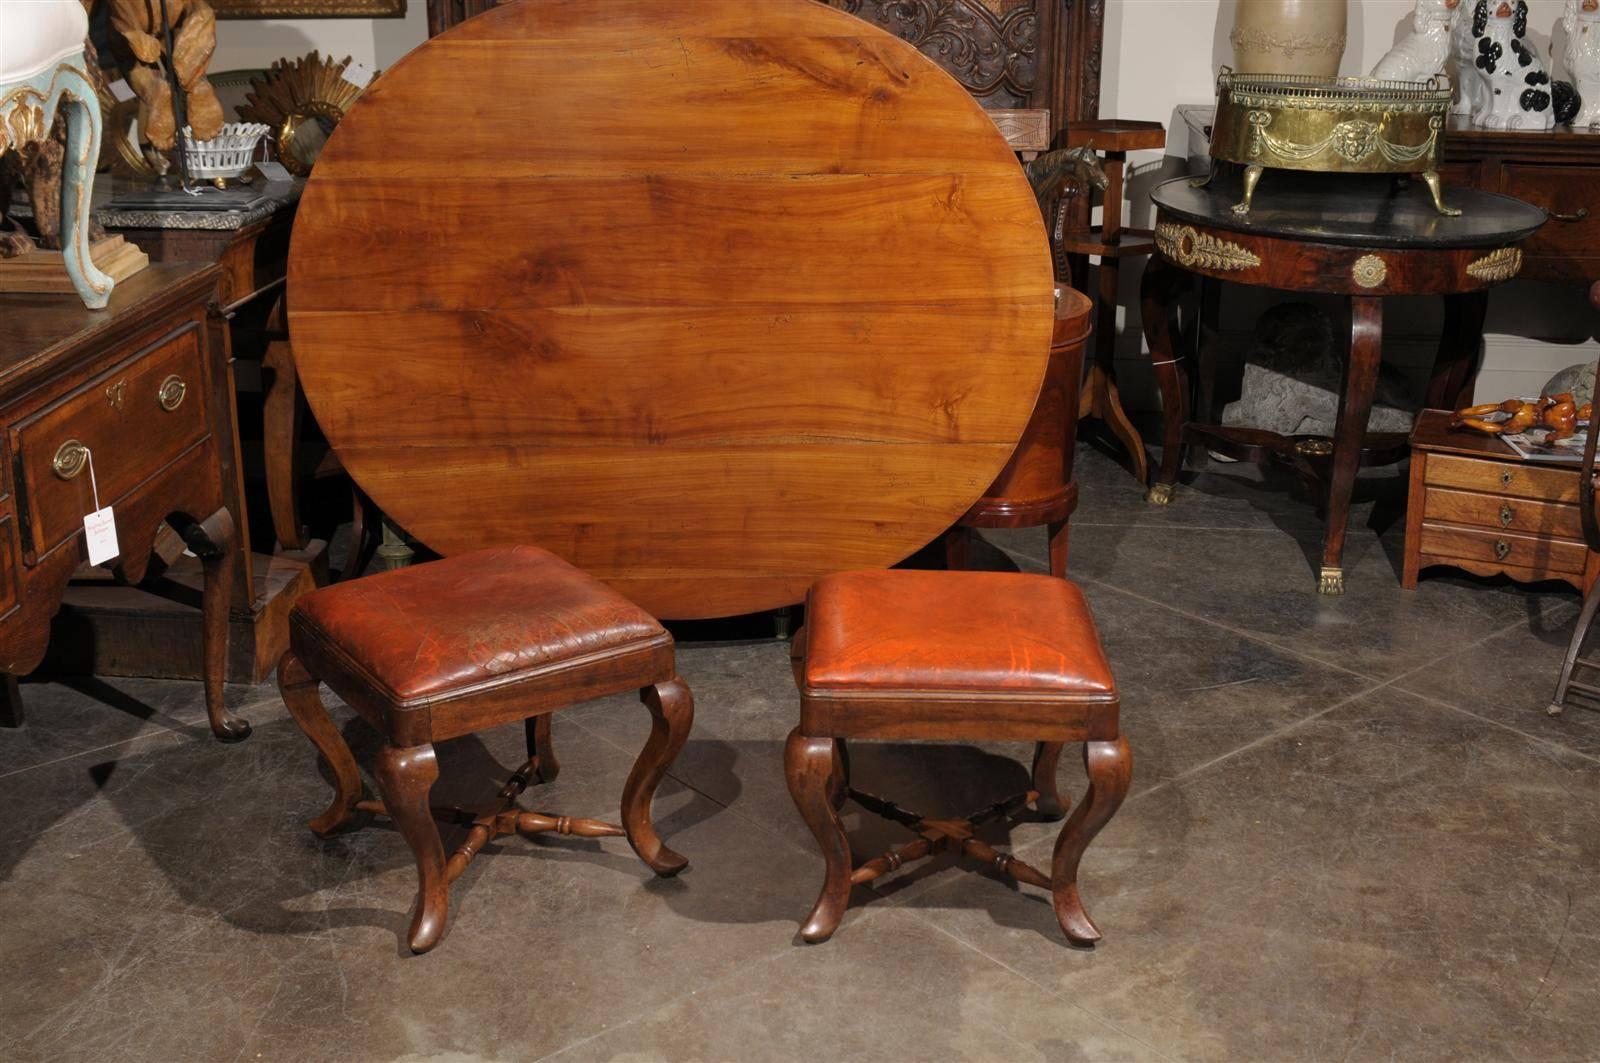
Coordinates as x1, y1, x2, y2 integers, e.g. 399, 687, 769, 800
53, 439, 89, 480
1499, 503, 1514, 528
1494, 538, 1511, 561
157, 374, 187, 412
1501, 469, 1514, 486
1551, 207, 1589, 223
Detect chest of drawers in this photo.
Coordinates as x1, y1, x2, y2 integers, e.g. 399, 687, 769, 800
0, 264, 249, 740
1402, 409, 1598, 593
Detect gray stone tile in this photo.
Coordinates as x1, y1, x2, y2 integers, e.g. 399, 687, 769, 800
903, 686, 1600, 1061
548, 908, 1163, 1062
1065, 521, 1573, 681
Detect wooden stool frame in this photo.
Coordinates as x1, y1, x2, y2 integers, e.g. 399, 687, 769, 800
783, 630, 1130, 946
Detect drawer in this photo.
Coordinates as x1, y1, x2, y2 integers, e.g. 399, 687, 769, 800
1499, 164, 1600, 275
1423, 486, 1583, 538
1424, 453, 1578, 504
1420, 521, 1589, 576
12, 325, 207, 559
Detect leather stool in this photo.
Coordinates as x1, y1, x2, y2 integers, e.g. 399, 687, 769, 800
786, 568, 1129, 945
277, 545, 693, 953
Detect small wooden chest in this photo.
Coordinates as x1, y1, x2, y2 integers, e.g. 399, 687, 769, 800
1403, 409, 1598, 593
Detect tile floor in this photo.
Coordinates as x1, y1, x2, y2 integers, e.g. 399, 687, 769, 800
4, 446, 1599, 1061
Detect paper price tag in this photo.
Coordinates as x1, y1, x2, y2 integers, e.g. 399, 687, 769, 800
108, 78, 135, 102
254, 160, 293, 183
342, 61, 374, 89
84, 506, 119, 565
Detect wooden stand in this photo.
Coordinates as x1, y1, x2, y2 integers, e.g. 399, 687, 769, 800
1060, 120, 1165, 490
0, 235, 148, 293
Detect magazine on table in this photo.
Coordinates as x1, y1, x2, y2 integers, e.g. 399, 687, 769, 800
1502, 428, 1590, 463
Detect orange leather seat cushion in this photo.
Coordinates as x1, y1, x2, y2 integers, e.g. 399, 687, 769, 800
290, 545, 667, 705
803, 569, 1115, 700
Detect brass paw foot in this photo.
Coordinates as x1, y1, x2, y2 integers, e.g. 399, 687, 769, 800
1146, 483, 1174, 505
1318, 566, 1345, 595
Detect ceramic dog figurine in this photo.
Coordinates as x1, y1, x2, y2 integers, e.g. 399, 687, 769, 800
1459, 0, 1571, 129
1373, 0, 1461, 80
1564, 0, 1600, 127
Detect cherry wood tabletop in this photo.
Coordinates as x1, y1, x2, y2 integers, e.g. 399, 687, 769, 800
288, 0, 1054, 619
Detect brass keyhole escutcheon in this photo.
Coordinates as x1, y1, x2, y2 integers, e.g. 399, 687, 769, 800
157, 374, 187, 411
53, 439, 89, 480
105, 380, 127, 410
1501, 469, 1515, 486
1494, 538, 1511, 561
1499, 503, 1514, 528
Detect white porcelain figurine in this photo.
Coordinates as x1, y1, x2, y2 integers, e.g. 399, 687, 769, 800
1459, 0, 1559, 129
1372, 0, 1461, 81
1563, 0, 1600, 127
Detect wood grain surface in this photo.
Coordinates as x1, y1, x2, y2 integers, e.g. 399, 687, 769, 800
288, 0, 1054, 618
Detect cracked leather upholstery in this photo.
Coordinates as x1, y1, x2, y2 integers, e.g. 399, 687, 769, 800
290, 545, 667, 703
803, 569, 1115, 699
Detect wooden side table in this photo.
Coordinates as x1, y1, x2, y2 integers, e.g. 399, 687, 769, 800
1061, 119, 1165, 489
1141, 172, 1545, 594
1403, 409, 1599, 593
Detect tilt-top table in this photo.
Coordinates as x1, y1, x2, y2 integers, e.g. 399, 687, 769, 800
1140, 171, 1545, 594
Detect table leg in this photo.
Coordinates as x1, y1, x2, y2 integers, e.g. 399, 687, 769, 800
1425, 291, 1488, 411
1319, 297, 1384, 595
1139, 256, 1192, 504
183, 507, 251, 741
262, 339, 306, 551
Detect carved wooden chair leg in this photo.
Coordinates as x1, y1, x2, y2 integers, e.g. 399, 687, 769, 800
786, 728, 853, 943
526, 713, 559, 782
277, 650, 365, 835
621, 677, 693, 876
0, 674, 23, 728
374, 742, 449, 954
1031, 741, 1067, 819
829, 737, 851, 811
1050, 735, 1131, 945
181, 508, 250, 742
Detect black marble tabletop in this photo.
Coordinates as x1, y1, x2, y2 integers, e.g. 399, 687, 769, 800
1151, 171, 1546, 249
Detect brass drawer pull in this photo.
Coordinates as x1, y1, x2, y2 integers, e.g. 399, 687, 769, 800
1550, 207, 1589, 223
157, 374, 187, 411
1499, 503, 1514, 528
1494, 538, 1511, 561
53, 439, 89, 480
1501, 469, 1514, 486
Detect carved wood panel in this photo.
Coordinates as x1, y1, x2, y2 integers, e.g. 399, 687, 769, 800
425, 0, 1102, 134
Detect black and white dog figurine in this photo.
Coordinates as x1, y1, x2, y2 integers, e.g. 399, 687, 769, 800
1455, 0, 1579, 128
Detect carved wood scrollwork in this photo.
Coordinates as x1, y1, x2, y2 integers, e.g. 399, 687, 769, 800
834, 0, 1038, 106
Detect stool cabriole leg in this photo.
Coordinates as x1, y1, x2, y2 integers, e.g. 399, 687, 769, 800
1031, 741, 1067, 820
1051, 734, 1131, 945
277, 651, 364, 835
526, 713, 560, 782
374, 742, 448, 954
622, 677, 694, 876
785, 728, 852, 943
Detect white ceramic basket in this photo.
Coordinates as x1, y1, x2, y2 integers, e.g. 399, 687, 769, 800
180, 122, 271, 181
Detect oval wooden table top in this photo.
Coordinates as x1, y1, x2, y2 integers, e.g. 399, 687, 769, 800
288, 0, 1054, 619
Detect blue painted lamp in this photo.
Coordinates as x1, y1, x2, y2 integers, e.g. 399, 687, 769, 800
0, 0, 114, 309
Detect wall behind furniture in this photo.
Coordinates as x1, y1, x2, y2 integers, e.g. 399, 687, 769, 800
207, 1, 1596, 406
1103, 0, 1597, 409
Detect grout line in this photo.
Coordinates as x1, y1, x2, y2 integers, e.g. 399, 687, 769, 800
0, 725, 184, 783
909, 912, 1181, 1063
1399, 685, 1600, 768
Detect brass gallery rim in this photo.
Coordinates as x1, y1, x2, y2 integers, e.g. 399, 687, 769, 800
1211, 68, 1452, 175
